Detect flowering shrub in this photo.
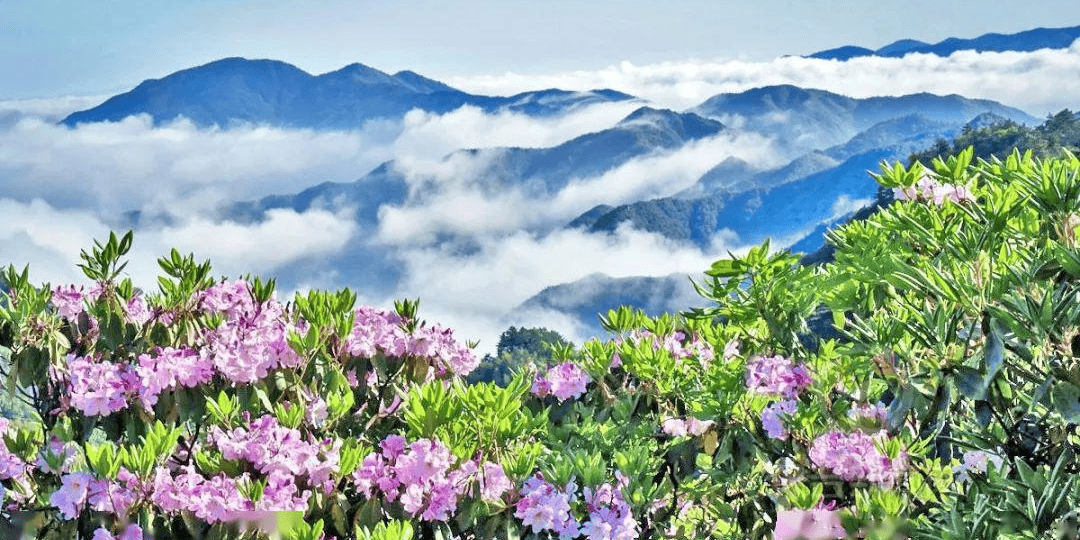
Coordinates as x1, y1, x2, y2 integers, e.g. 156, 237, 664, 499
3, 147, 1080, 539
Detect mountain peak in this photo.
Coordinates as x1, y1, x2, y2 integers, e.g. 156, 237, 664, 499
317, 62, 400, 87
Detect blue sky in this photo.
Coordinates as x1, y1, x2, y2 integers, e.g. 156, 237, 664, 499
3, 0, 1078, 99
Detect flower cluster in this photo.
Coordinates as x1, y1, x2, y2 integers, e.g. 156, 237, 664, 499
51, 285, 86, 321
892, 176, 975, 205
952, 449, 1005, 484
515, 475, 580, 537
661, 417, 714, 437
809, 430, 907, 487
136, 346, 214, 409
580, 475, 639, 540
410, 324, 480, 376
848, 402, 888, 426
745, 355, 812, 398
50, 471, 139, 520
200, 280, 306, 384
344, 306, 478, 377
212, 414, 340, 495
761, 400, 798, 440
622, 330, 715, 365
50, 284, 153, 327
773, 506, 846, 540
0, 419, 31, 482
532, 362, 590, 402
151, 465, 250, 523
515, 473, 639, 540
63, 354, 140, 417
352, 436, 511, 522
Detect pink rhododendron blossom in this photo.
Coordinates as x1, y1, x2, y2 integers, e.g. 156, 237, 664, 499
198, 280, 306, 384
809, 430, 907, 487
746, 355, 812, 398
124, 293, 153, 326
621, 330, 715, 365
662, 417, 714, 437
848, 402, 888, 426
50, 472, 93, 519
515, 475, 579, 537
353, 436, 502, 522
532, 363, 589, 401
762, 400, 798, 440
212, 415, 340, 494
342, 306, 478, 376
953, 449, 1005, 483
0, 419, 31, 481
774, 507, 847, 540
150, 465, 251, 524
723, 340, 740, 359
661, 418, 688, 437
892, 176, 975, 206
479, 462, 513, 502
51, 285, 85, 321
136, 347, 214, 409
65, 355, 140, 416
87, 476, 137, 516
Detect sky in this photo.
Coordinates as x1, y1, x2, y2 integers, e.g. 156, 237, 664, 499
1, 2, 1080, 352
2, 0, 1078, 99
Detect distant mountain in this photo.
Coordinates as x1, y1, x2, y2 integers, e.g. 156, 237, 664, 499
230, 107, 725, 228
809, 25, 1080, 60
692, 85, 1036, 153
575, 109, 981, 248
517, 273, 703, 336
61, 57, 637, 128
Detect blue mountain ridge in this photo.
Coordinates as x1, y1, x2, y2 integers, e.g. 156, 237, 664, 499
692, 84, 1035, 154
809, 25, 1080, 60
225, 106, 725, 227
60, 58, 637, 129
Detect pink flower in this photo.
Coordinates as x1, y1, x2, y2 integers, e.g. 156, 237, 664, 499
774, 508, 847, 540
661, 418, 688, 437
532, 363, 589, 402
51, 285, 85, 321
50, 472, 94, 519
479, 462, 512, 502
746, 355, 812, 398
762, 400, 798, 440
809, 430, 906, 487
723, 340, 740, 359
65, 355, 140, 416
136, 347, 213, 409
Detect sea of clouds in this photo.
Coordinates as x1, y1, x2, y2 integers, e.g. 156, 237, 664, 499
2, 46, 1078, 351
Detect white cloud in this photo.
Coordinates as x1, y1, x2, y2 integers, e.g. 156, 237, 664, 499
376, 130, 782, 245
392, 101, 643, 160
0, 198, 359, 287
388, 224, 735, 352
447, 45, 1080, 116
0, 94, 112, 122
0, 115, 393, 218
829, 194, 873, 220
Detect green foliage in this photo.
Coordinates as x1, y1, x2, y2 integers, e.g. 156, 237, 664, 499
910, 110, 1080, 166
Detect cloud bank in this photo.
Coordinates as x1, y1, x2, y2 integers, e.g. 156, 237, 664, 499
447, 44, 1080, 116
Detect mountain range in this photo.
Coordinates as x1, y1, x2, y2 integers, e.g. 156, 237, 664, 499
61, 58, 635, 129
809, 25, 1080, 60
54, 26, 1061, 339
